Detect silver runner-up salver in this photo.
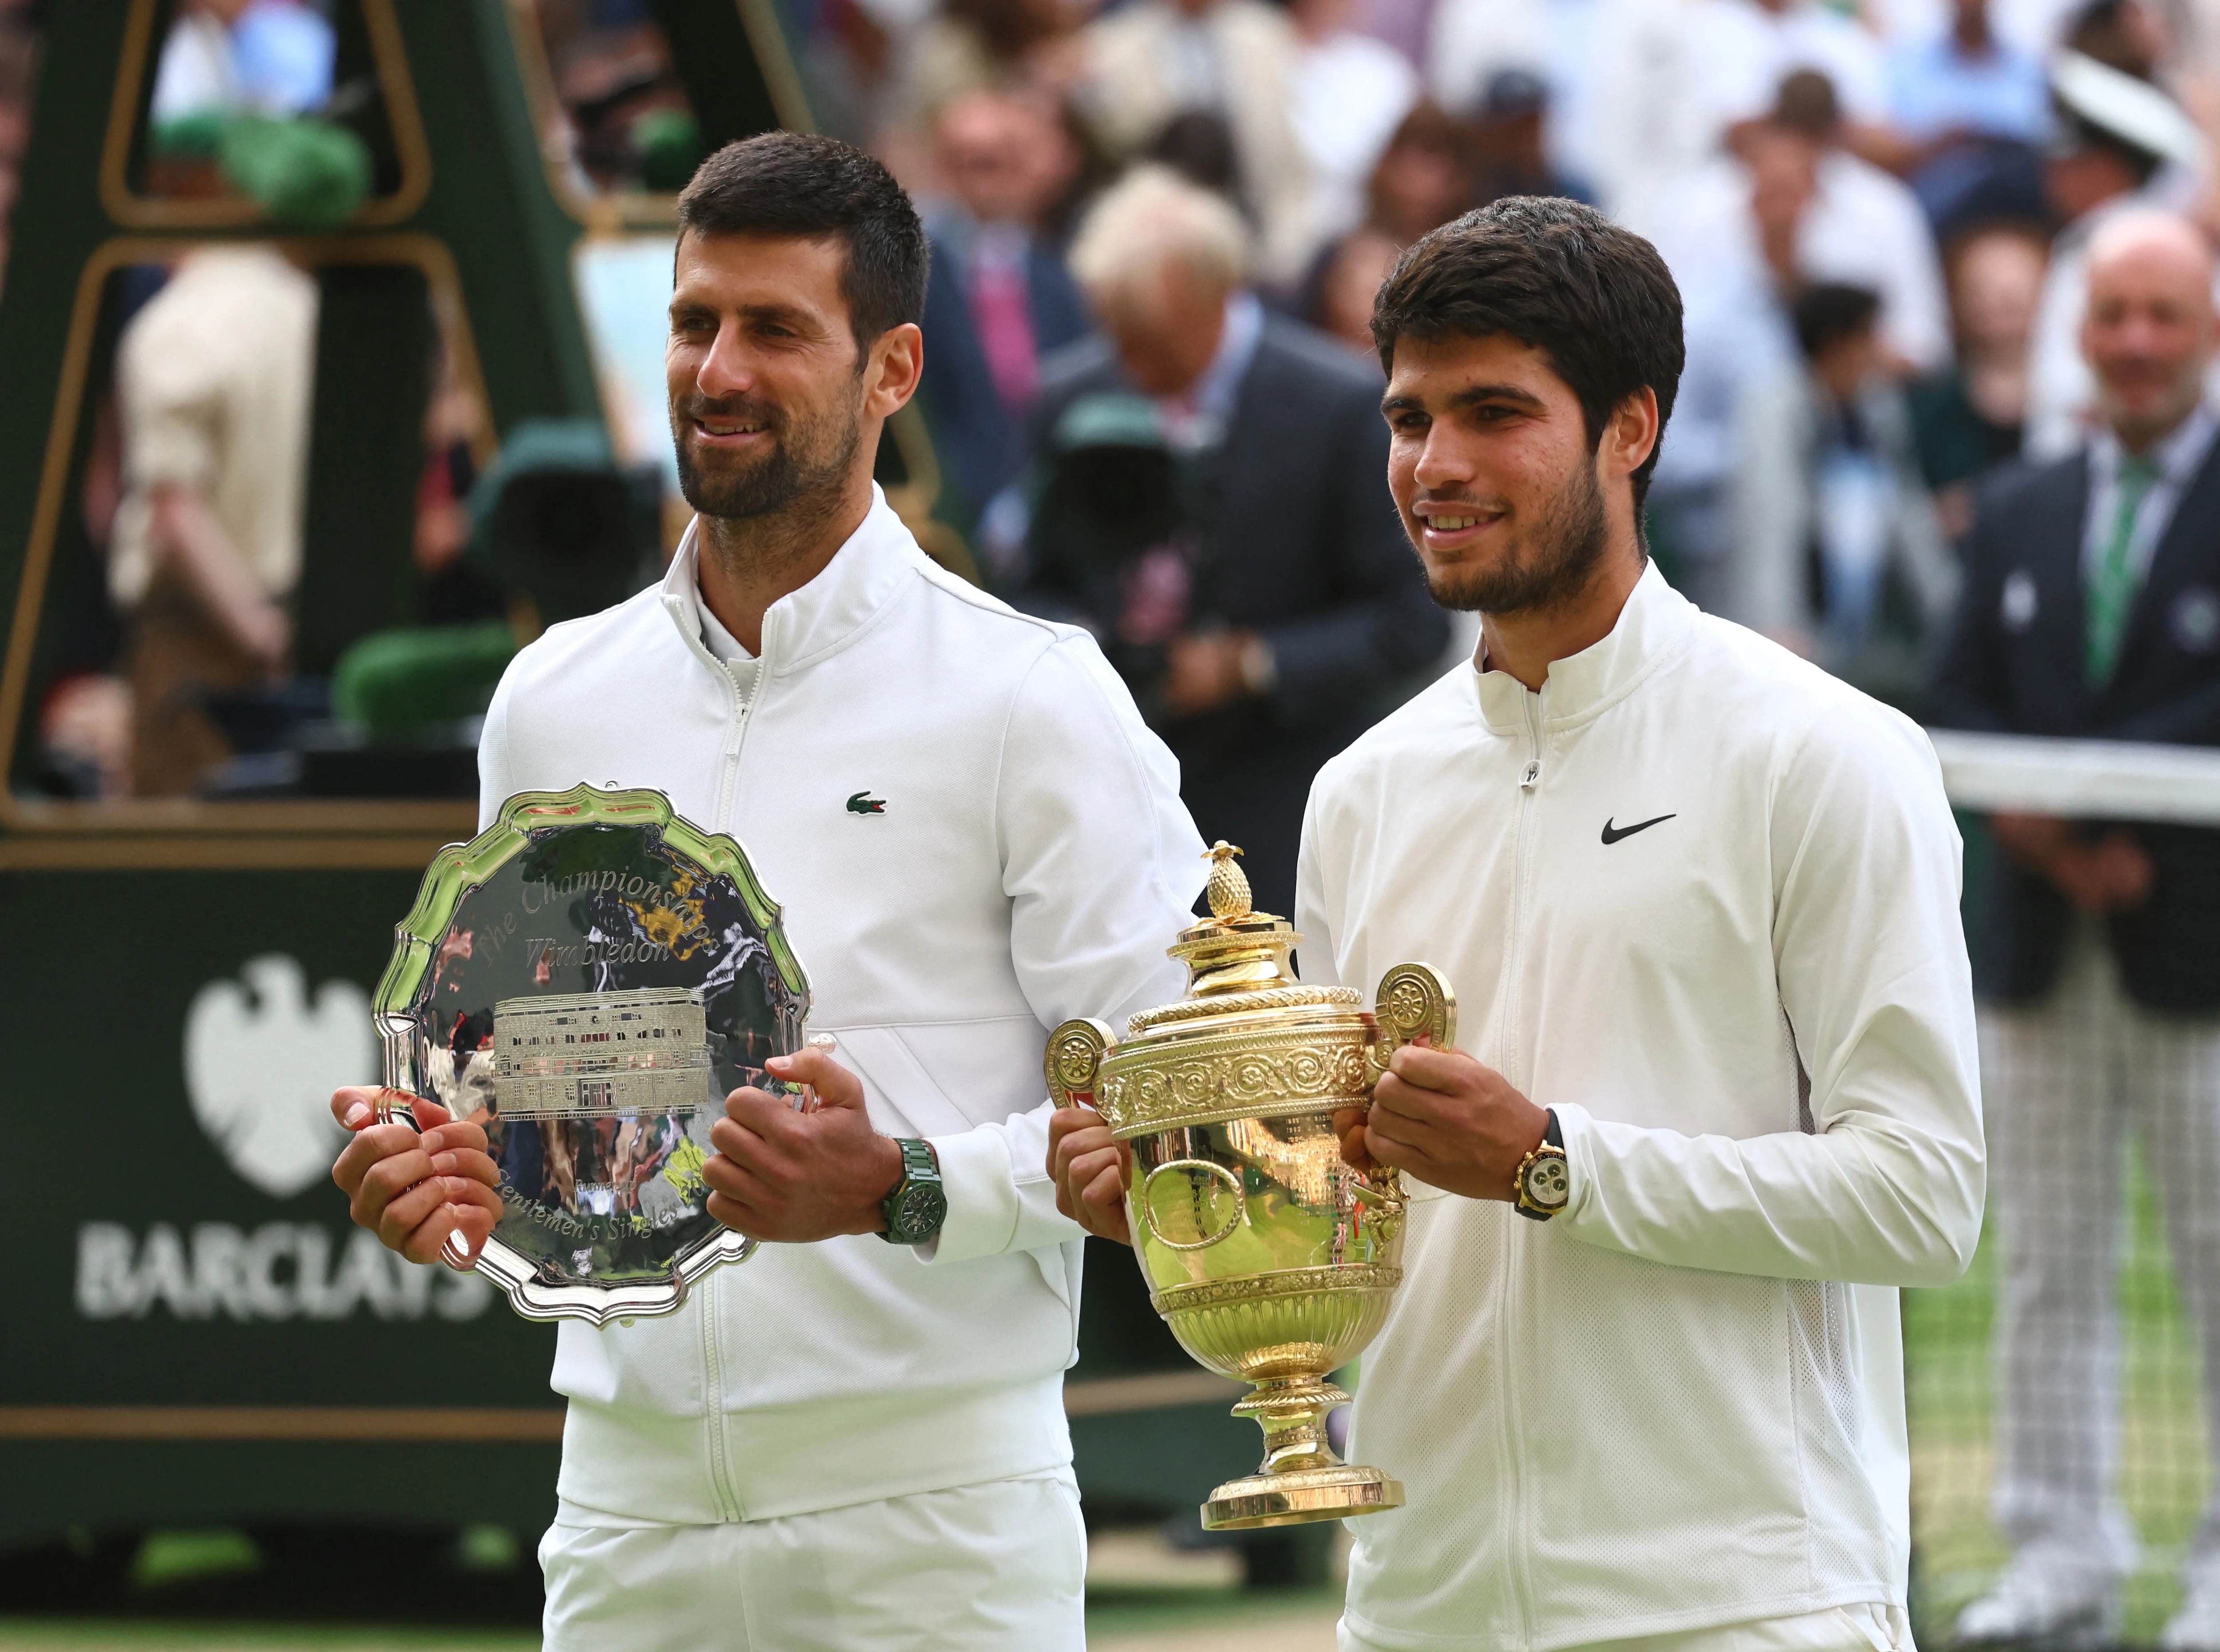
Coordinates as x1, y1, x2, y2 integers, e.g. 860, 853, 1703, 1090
371, 784, 810, 1323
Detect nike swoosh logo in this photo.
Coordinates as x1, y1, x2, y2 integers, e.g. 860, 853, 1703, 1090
1601, 813, 1676, 845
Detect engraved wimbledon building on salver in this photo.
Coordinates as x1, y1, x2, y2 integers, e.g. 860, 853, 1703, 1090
494, 986, 713, 1119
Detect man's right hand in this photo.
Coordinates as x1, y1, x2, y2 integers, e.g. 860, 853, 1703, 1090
1049, 1105, 1131, 1245
330, 1087, 503, 1266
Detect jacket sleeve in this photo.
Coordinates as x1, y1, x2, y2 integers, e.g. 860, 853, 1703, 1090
921, 631, 1208, 1265
1254, 383, 1448, 727
1554, 703, 1987, 1287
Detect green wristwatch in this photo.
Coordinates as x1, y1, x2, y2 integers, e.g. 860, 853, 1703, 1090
880, 1138, 948, 1245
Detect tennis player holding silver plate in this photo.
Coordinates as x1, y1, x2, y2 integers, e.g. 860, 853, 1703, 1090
368, 782, 814, 1323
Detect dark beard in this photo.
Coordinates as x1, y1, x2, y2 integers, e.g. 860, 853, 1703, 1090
672, 392, 861, 523
1419, 458, 1611, 616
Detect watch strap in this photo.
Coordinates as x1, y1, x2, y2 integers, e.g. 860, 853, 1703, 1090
879, 1138, 947, 1245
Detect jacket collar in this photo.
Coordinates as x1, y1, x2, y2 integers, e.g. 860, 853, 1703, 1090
1472, 559, 1697, 736
661, 483, 920, 675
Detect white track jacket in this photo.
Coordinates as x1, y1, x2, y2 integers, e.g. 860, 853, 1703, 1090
478, 489, 1204, 1524
1297, 563, 1984, 1652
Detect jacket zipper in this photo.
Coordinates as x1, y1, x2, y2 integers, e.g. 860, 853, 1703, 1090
714, 656, 757, 834
702, 627, 765, 1521
1499, 689, 1545, 1643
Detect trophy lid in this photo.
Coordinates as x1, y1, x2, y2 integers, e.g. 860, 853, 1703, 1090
1169, 843, 1301, 998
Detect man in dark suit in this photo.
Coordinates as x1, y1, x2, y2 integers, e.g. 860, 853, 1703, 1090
1009, 166, 1446, 917
1931, 209, 2220, 1651
918, 90, 1091, 531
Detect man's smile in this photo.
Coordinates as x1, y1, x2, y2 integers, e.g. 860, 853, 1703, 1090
1412, 499, 1508, 552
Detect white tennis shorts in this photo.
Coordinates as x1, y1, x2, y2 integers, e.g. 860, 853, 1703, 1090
540, 1468, 1086, 1652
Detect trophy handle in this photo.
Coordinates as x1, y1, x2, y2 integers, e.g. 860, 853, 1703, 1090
1370, 963, 1457, 1079
1044, 1017, 1118, 1109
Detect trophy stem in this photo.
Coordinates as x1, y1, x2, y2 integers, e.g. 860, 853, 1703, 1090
1236, 1376, 1348, 1474
1201, 1375, 1406, 1531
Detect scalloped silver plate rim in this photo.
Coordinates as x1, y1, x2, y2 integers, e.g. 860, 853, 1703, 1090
460, 1225, 760, 1326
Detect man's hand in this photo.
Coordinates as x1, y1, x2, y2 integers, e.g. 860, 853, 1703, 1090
1343, 1041, 1550, 1202
1163, 631, 1257, 717
1049, 1105, 1131, 1244
704, 1046, 904, 1242
330, 1086, 502, 1265
1992, 812, 2153, 912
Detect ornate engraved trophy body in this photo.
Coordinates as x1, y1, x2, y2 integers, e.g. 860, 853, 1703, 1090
1047, 844, 1453, 1529
373, 784, 809, 1323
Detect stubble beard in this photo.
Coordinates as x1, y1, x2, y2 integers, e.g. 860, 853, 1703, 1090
672, 390, 862, 529
1417, 456, 1612, 617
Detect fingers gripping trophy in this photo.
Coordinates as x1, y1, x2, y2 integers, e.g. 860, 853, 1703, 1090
1047, 843, 1453, 1529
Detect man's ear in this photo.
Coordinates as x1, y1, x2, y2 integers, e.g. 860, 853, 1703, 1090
1603, 386, 1661, 482
864, 322, 925, 419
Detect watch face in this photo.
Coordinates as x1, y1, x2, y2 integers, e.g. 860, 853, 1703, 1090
1526, 1156, 1570, 1210
895, 1184, 948, 1239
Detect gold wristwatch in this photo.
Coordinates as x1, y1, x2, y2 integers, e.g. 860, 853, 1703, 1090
1514, 1110, 1570, 1221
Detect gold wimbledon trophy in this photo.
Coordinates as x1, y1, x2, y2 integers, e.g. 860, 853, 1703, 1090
1046, 843, 1453, 1529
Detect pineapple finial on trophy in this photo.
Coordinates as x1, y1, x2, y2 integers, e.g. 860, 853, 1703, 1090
1204, 841, 1252, 921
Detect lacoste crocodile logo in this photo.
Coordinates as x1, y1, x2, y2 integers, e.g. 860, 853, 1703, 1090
846, 791, 887, 816
1601, 813, 1675, 845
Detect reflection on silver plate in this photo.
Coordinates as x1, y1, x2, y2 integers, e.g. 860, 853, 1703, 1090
372, 784, 810, 1324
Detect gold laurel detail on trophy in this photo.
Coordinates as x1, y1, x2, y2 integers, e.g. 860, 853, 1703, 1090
1204, 841, 1253, 920
1043, 1017, 1115, 1108
1149, 1263, 1403, 1318
1128, 985, 1362, 1034
1098, 1036, 1374, 1138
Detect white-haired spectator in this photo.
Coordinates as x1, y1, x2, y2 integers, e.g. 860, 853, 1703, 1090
1010, 164, 1445, 919
2026, 49, 2220, 457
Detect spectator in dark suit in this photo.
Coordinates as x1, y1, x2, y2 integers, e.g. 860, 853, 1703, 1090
918, 88, 1091, 534
1931, 209, 2220, 1652
1009, 166, 1446, 915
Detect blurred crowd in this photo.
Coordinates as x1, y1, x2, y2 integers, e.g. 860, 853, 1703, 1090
4, 0, 2219, 849
768, 0, 2220, 710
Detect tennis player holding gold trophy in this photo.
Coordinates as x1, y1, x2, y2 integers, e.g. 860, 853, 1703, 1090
1046, 843, 1455, 1530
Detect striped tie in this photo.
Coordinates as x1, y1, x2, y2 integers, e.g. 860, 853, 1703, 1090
2086, 455, 2160, 688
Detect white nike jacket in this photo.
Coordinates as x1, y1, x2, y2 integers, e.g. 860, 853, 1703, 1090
1296, 563, 1984, 1652
477, 489, 1205, 1524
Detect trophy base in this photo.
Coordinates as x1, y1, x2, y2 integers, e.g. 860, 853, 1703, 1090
1202, 1464, 1405, 1530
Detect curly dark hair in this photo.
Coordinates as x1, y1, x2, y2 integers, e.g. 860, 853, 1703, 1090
677, 131, 929, 348
1371, 196, 1685, 506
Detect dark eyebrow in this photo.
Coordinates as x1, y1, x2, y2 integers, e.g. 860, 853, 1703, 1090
668, 297, 823, 329
1381, 382, 1550, 418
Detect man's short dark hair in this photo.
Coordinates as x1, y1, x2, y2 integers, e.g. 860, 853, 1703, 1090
1370, 197, 1685, 506
677, 131, 928, 349
1792, 282, 1881, 360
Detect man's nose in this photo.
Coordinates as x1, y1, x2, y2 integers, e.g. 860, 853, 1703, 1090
696, 318, 758, 400
1412, 428, 1476, 490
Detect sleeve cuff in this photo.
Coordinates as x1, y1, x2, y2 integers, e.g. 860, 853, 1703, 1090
912, 1126, 1021, 1266
1549, 1101, 1597, 1227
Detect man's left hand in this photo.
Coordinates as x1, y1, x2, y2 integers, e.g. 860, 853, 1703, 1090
705, 1047, 904, 1242
1348, 1041, 1550, 1202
